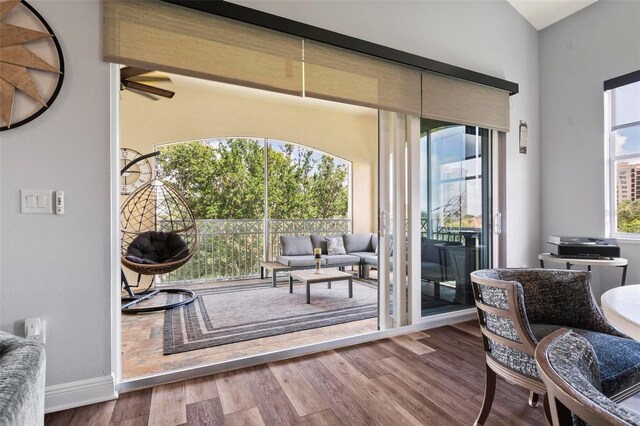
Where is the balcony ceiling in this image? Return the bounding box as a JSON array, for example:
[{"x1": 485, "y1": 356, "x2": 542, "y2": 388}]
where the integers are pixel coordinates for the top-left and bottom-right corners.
[{"x1": 507, "y1": 0, "x2": 598, "y2": 30}]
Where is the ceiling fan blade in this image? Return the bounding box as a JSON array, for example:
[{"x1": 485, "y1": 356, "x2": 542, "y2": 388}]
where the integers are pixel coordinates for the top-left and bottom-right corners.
[
  {"x1": 122, "y1": 80, "x2": 175, "y2": 99},
  {"x1": 120, "y1": 66, "x2": 153, "y2": 80},
  {"x1": 128, "y1": 75, "x2": 172, "y2": 83},
  {"x1": 123, "y1": 86, "x2": 160, "y2": 101}
]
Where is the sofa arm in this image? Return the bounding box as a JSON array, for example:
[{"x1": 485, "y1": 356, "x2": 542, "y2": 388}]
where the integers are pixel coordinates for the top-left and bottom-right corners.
[{"x1": 0, "y1": 332, "x2": 46, "y2": 426}]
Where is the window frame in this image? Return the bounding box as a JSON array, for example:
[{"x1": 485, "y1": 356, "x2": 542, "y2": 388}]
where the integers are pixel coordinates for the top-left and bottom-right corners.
[{"x1": 605, "y1": 75, "x2": 640, "y2": 238}]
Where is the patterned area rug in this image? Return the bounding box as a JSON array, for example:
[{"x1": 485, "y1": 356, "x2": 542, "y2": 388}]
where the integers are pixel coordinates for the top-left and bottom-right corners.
[{"x1": 163, "y1": 278, "x2": 377, "y2": 355}]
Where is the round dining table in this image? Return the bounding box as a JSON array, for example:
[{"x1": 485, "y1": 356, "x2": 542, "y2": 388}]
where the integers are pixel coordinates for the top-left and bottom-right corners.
[{"x1": 601, "y1": 285, "x2": 640, "y2": 341}]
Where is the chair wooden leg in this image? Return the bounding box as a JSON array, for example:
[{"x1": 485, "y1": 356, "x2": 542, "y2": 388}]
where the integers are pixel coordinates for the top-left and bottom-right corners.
[
  {"x1": 543, "y1": 393, "x2": 552, "y2": 425},
  {"x1": 474, "y1": 363, "x2": 497, "y2": 426},
  {"x1": 529, "y1": 391, "x2": 540, "y2": 407}
]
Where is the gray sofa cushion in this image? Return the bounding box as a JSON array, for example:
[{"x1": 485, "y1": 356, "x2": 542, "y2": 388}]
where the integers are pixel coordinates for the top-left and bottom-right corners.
[
  {"x1": 348, "y1": 251, "x2": 376, "y2": 262},
  {"x1": 363, "y1": 255, "x2": 378, "y2": 266},
  {"x1": 371, "y1": 234, "x2": 378, "y2": 253},
  {"x1": 322, "y1": 254, "x2": 361, "y2": 265},
  {"x1": 280, "y1": 236, "x2": 314, "y2": 256},
  {"x1": 0, "y1": 332, "x2": 45, "y2": 426},
  {"x1": 277, "y1": 255, "x2": 326, "y2": 267},
  {"x1": 310, "y1": 235, "x2": 341, "y2": 255},
  {"x1": 343, "y1": 233, "x2": 373, "y2": 253}
]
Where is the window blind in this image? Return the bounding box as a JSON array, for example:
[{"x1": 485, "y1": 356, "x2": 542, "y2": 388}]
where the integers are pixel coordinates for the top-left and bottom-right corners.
[
  {"x1": 304, "y1": 41, "x2": 422, "y2": 116},
  {"x1": 422, "y1": 71, "x2": 511, "y2": 132},
  {"x1": 103, "y1": 0, "x2": 304, "y2": 96}
]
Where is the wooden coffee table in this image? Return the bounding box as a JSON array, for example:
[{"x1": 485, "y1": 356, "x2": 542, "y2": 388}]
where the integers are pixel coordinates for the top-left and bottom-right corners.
[{"x1": 289, "y1": 270, "x2": 353, "y2": 304}]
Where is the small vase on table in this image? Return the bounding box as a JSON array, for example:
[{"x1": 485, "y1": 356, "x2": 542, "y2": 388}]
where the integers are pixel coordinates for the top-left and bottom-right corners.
[{"x1": 313, "y1": 248, "x2": 323, "y2": 274}]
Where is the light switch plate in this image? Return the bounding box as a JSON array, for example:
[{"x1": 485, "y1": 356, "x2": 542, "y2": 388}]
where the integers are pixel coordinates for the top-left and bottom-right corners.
[{"x1": 20, "y1": 190, "x2": 53, "y2": 214}]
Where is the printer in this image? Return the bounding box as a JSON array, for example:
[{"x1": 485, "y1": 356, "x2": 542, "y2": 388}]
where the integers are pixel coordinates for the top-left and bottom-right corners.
[{"x1": 547, "y1": 236, "x2": 620, "y2": 259}]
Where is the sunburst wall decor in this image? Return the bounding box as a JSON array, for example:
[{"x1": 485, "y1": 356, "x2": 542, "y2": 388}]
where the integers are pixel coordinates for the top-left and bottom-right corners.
[{"x1": 0, "y1": 0, "x2": 64, "y2": 131}]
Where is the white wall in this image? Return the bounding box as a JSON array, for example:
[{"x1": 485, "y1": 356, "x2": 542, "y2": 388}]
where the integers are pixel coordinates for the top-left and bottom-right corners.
[
  {"x1": 0, "y1": 0, "x2": 112, "y2": 390},
  {"x1": 0, "y1": 0, "x2": 540, "y2": 402},
  {"x1": 540, "y1": 0, "x2": 640, "y2": 299},
  {"x1": 232, "y1": 0, "x2": 542, "y2": 268}
]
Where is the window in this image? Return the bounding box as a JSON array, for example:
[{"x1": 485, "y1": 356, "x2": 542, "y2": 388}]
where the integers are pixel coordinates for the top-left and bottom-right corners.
[{"x1": 606, "y1": 77, "x2": 640, "y2": 235}]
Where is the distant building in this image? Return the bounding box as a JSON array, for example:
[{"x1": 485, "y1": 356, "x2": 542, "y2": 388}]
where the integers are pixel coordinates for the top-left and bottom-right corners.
[{"x1": 617, "y1": 162, "x2": 640, "y2": 202}]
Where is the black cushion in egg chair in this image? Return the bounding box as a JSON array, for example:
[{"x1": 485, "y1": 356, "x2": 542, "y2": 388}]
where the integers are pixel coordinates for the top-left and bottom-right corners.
[{"x1": 125, "y1": 231, "x2": 189, "y2": 266}]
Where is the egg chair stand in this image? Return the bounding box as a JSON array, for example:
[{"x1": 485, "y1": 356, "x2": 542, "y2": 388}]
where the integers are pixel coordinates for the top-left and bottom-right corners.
[
  {"x1": 120, "y1": 270, "x2": 196, "y2": 314},
  {"x1": 120, "y1": 152, "x2": 198, "y2": 314}
]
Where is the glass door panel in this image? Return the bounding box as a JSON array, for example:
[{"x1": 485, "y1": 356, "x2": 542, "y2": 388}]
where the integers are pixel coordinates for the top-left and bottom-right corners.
[{"x1": 419, "y1": 121, "x2": 491, "y2": 317}]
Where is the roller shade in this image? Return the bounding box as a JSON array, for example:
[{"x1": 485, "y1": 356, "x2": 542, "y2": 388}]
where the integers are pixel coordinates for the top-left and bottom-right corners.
[
  {"x1": 104, "y1": 0, "x2": 303, "y2": 96},
  {"x1": 304, "y1": 41, "x2": 422, "y2": 115},
  {"x1": 422, "y1": 71, "x2": 510, "y2": 132}
]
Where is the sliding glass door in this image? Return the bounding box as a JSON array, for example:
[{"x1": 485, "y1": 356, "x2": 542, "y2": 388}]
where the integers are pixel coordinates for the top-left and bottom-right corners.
[
  {"x1": 379, "y1": 113, "x2": 492, "y2": 326},
  {"x1": 419, "y1": 121, "x2": 492, "y2": 317}
]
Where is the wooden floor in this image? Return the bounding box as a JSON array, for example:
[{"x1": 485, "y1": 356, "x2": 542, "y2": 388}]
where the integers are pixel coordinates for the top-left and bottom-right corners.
[
  {"x1": 121, "y1": 277, "x2": 377, "y2": 379},
  {"x1": 48, "y1": 321, "x2": 547, "y2": 425}
]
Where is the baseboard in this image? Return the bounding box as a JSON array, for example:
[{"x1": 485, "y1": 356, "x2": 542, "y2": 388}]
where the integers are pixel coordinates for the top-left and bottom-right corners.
[{"x1": 45, "y1": 373, "x2": 118, "y2": 413}]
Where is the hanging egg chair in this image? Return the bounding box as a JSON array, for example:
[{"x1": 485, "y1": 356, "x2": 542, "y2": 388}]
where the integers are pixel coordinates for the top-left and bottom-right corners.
[
  {"x1": 120, "y1": 153, "x2": 197, "y2": 314},
  {"x1": 121, "y1": 179, "x2": 197, "y2": 275}
]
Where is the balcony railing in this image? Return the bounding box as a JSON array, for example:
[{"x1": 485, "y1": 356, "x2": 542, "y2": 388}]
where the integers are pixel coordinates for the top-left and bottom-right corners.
[
  {"x1": 158, "y1": 218, "x2": 351, "y2": 285},
  {"x1": 158, "y1": 218, "x2": 479, "y2": 285}
]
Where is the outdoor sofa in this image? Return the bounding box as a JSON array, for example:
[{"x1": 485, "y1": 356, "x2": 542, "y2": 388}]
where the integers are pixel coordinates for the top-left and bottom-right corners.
[
  {"x1": 276, "y1": 233, "x2": 377, "y2": 277},
  {"x1": 273, "y1": 233, "x2": 460, "y2": 286}
]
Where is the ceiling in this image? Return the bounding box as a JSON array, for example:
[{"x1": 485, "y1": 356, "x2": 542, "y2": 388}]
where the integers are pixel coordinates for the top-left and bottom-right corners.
[{"x1": 507, "y1": 0, "x2": 598, "y2": 30}]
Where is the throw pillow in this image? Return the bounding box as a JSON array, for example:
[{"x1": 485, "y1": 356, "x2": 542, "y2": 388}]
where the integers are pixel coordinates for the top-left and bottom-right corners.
[{"x1": 327, "y1": 237, "x2": 346, "y2": 255}]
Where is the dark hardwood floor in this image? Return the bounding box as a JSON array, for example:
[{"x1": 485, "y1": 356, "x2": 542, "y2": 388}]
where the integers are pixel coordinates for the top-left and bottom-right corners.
[{"x1": 45, "y1": 322, "x2": 546, "y2": 425}]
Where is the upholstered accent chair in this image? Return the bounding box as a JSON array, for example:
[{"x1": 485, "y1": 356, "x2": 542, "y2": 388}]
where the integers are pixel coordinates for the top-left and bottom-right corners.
[
  {"x1": 536, "y1": 329, "x2": 640, "y2": 426},
  {"x1": 0, "y1": 331, "x2": 46, "y2": 426},
  {"x1": 470, "y1": 269, "x2": 640, "y2": 426}
]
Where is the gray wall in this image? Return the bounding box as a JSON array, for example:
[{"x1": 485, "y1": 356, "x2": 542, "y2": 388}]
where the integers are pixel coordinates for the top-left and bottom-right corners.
[
  {"x1": 0, "y1": 0, "x2": 112, "y2": 386},
  {"x1": 540, "y1": 0, "x2": 640, "y2": 299},
  {"x1": 0, "y1": 0, "x2": 539, "y2": 389},
  {"x1": 233, "y1": 0, "x2": 542, "y2": 268}
]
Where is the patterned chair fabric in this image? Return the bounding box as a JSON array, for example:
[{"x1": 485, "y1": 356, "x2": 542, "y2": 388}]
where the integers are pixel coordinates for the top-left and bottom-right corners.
[
  {"x1": 473, "y1": 269, "x2": 640, "y2": 398},
  {"x1": 543, "y1": 330, "x2": 640, "y2": 426}
]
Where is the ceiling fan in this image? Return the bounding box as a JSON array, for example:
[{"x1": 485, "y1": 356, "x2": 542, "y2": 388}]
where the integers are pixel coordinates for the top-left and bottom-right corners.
[{"x1": 120, "y1": 67, "x2": 175, "y2": 100}]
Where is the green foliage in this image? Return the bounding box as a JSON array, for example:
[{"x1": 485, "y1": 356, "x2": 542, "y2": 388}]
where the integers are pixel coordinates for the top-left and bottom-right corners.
[
  {"x1": 617, "y1": 200, "x2": 640, "y2": 233},
  {"x1": 157, "y1": 138, "x2": 349, "y2": 220}
]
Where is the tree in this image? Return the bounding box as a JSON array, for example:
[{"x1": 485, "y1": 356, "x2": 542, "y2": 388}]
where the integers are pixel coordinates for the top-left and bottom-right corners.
[
  {"x1": 157, "y1": 138, "x2": 350, "y2": 220},
  {"x1": 617, "y1": 200, "x2": 640, "y2": 233}
]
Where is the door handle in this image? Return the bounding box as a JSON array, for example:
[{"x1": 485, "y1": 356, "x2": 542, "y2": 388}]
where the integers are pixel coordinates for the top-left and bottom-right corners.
[
  {"x1": 494, "y1": 212, "x2": 502, "y2": 235},
  {"x1": 380, "y1": 211, "x2": 391, "y2": 238}
]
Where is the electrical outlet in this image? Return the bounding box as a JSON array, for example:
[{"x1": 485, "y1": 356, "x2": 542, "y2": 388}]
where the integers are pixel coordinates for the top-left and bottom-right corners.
[{"x1": 24, "y1": 318, "x2": 46, "y2": 344}]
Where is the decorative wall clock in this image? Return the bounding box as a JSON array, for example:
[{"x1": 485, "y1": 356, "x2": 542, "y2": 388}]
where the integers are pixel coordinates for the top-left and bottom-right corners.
[
  {"x1": 120, "y1": 148, "x2": 153, "y2": 195},
  {"x1": 0, "y1": 0, "x2": 64, "y2": 131}
]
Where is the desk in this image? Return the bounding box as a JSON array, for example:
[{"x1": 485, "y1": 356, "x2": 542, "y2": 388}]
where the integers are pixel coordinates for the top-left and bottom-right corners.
[
  {"x1": 602, "y1": 285, "x2": 640, "y2": 341},
  {"x1": 538, "y1": 253, "x2": 628, "y2": 286}
]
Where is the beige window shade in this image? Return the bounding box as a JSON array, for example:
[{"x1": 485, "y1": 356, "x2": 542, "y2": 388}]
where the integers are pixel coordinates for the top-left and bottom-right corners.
[
  {"x1": 104, "y1": 0, "x2": 303, "y2": 96},
  {"x1": 304, "y1": 41, "x2": 422, "y2": 115},
  {"x1": 422, "y1": 71, "x2": 510, "y2": 132}
]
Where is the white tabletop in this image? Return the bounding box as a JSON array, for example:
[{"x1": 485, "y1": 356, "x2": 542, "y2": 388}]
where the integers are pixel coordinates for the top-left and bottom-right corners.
[
  {"x1": 602, "y1": 285, "x2": 640, "y2": 341},
  {"x1": 539, "y1": 253, "x2": 628, "y2": 267}
]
